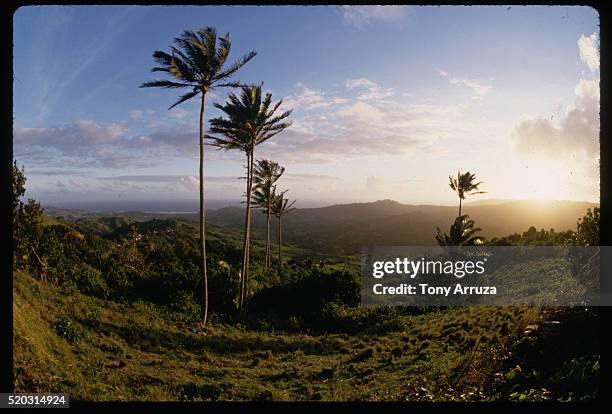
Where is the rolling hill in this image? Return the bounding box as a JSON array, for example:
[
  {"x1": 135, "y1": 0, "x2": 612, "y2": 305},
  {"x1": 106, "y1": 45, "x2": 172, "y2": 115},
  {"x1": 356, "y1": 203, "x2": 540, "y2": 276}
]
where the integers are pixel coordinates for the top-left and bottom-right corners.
[{"x1": 206, "y1": 199, "x2": 598, "y2": 255}]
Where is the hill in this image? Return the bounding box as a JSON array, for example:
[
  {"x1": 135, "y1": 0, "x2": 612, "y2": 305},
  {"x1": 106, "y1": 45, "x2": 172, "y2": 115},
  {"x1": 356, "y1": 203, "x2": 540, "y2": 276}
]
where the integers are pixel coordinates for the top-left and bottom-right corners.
[
  {"x1": 206, "y1": 199, "x2": 598, "y2": 255},
  {"x1": 14, "y1": 269, "x2": 598, "y2": 401}
]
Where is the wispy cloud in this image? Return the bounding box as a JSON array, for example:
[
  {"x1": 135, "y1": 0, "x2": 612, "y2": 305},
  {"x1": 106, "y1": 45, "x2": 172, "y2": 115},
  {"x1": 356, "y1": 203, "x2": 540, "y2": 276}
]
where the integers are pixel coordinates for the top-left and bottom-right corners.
[
  {"x1": 30, "y1": 7, "x2": 139, "y2": 123},
  {"x1": 97, "y1": 174, "x2": 241, "y2": 192},
  {"x1": 344, "y1": 78, "x2": 395, "y2": 101},
  {"x1": 338, "y1": 5, "x2": 412, "y2": 28},
  {"x1": 282, "y1": 83, "x2": 347, "y2": 112},
  {"x1": 284, "y1": 173, "x2": 339, "y2": 181},
  {"x1": 438, "y1": 70, "x2": 492, "y2": 100}
]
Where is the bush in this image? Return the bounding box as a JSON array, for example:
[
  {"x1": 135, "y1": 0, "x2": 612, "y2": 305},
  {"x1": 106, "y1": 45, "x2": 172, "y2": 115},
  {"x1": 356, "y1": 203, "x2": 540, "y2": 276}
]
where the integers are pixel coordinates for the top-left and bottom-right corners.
[
  {"x1": 320, "y1": 302, "x2": 406, "y2": 334},
  {"x1": 168, "y1": 290, "x2": 201, "y2": 324},
  {"x1": 245, "y1": 269, "x2": 361, "y2": 332},
  {"x1": 53, "y1": 316, "x2": 81, "y2": 345}
]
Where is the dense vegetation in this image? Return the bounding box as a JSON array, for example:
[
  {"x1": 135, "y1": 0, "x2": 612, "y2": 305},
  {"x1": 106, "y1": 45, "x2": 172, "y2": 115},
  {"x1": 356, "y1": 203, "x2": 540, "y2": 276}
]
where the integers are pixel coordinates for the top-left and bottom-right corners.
[{"x1": 12, "y1": 162, "x2": 600, "y2": 401}]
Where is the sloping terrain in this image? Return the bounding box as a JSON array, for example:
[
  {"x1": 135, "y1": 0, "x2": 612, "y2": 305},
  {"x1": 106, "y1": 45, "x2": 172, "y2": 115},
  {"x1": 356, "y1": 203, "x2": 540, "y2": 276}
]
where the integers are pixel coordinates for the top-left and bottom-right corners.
[{"x1": 14, "y1": 270, "x2": 597, "y2": 402}]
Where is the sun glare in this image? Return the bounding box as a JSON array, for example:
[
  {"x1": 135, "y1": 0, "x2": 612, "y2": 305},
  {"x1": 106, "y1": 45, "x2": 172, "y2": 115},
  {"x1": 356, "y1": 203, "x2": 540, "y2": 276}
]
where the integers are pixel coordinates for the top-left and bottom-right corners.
[{"x1": 519, "y1": 162, "x2": 568, "y2": 201}]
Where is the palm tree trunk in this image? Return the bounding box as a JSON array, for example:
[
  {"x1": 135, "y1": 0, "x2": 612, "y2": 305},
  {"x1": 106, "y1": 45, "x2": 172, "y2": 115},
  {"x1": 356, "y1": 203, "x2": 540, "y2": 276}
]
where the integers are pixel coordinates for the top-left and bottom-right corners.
[
  {"x1": 265, "y1": 203, "x2": 271, "y2": 268},
  {"x1": 239, "y1": 156, "x2": 249, "y2": 309},
  {"x1": 240, "y1": 150, "x2": 254, "y2": 309},
  {"x1": 459, "y1": 197, "x2": 462, "y2": 217},
  {"x1": 199, "y1": 92, "x2": 208, "y2": 327},
  {"x1": 277, "y1": 216, "x2": 282, "y2": 276}
]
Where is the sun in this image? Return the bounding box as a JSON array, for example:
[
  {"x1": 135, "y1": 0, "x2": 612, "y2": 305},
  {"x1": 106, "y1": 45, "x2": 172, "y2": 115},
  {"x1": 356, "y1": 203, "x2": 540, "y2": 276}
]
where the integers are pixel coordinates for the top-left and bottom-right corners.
[{"x1": 519, "y1": 162, "x2": 568, "y2": 201}]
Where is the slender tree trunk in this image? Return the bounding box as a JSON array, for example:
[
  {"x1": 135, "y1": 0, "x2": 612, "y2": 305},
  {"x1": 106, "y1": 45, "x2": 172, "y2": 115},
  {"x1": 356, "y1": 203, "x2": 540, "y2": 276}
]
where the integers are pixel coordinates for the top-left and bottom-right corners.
[
  {"x1": 199, "y1": 92, "x2": 209, "y2": 327},
  {"x1": 459, "y1": 197, "x2": 462, "y2": 217},
  {"x1": 277, "y1": 216, "x2": 282, "y2": 276},
  {"x1": 239, "y1": 150, "x2": 254, "y2": 309},
  {"x1": 239, "y1": 156, "x2": 249, "y2": 309},
  {"x1": 265, "y1": 202, "x2": 271, "y2": 268}
]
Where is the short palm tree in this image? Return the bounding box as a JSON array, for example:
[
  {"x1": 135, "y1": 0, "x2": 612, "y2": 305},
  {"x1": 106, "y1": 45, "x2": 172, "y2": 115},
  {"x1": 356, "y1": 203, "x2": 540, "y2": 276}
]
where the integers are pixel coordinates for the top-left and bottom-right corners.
[
  {"x1": 208, "y1": 85, "x2": 292, "y2": 309},
  {"x1": 140, "y1": 26, "x2": 256, "y2": 327},
  {"x1": 435, "y1": 214, "x2": 485, "y2": 246},
  {"x1": 270, "y1": 190, "x2": 296, "y2": 274},
  {"x1": 251, "y1": 159, "x2": 285, "y2": 268},
  {"x1": 448, "y1": 171, "x2": 486, "y2": 217}
]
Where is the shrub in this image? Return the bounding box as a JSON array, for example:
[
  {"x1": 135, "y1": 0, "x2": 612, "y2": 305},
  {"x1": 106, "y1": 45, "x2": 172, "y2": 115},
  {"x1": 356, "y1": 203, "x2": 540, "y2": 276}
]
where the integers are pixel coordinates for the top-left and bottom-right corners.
[
  {"x1": 168, "y1": 290, "x2": 201, "y2": 324},
  {"x1": 53, "y1": 316, "x2": 81, "y2": 345}
]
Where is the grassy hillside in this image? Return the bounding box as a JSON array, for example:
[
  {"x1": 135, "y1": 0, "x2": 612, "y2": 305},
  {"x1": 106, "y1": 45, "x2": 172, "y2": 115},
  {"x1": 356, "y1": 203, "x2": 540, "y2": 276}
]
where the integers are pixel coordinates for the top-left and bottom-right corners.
[{"x1": 13, "y1": 270, "x2": 598, "y2": 401}]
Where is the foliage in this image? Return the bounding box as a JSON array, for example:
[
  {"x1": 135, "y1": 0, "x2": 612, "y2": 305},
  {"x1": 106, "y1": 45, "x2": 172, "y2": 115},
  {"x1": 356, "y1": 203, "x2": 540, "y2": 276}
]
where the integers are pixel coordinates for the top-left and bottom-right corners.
[
  {"x1": 448, "y1": 171, "x2": 485, "y2": 216},
  {"x1": 208, "y1": 84, "x2": 293, "y2": 309},
  {"x1": 141, "y1": 25, "x2": 258, "y2": 326},
  {"x1": 576, "y1": 207, "x2": 599, "y2": 246},
  {"x1": 140, "y1": 26, "x2": 257, "y2": 108},
  {"x1": 435, "y1": 214, "x2": 485, "y2": 246},
  {"x1": 53, "y1": 316, "x2": 81, "y2": 345},
  {"x1": 12, "y1": 162, "x2": 45, "y2": 271}
]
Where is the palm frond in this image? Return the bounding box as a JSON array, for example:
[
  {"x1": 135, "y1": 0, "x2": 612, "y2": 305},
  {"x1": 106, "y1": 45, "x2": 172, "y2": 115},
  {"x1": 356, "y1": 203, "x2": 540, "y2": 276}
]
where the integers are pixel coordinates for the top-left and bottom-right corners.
[
  {"x1": 139, "y1": 79, "x2": 194, "y2": 89},
  {"x1": 213, "y1": 50, "x2": 257, "y2": 83},
  {"x1": 168, "y1": 89, "x2": 200, "y2": 109}
]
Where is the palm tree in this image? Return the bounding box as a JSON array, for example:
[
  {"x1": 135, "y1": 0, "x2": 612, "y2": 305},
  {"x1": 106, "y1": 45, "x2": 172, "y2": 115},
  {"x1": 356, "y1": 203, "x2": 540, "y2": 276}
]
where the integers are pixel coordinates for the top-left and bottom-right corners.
[
  {"x1": 435, "y1": 214, "x2": 485, "y2": 246},
  {"x1": 448, "y1": 171, "x2": 486, "y2": 217},
  {"x1": 271, "y1": 190, "x2": 296, "y2": 273},
  {"x1": 208, "y1": 85, "x2": 292, "y2": 309},
  {"x1": 251, "y1": 159, "x2": 285, "y2": 268},
  {"x1": 140, "y1": 27, "x2": 256, "y2": 327}
]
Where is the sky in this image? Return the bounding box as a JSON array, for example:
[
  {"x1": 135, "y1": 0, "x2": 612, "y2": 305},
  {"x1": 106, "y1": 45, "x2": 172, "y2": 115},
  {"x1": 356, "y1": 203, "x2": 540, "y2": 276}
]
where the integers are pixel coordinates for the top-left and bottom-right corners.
[{"x1": 13, "y1": 5, "x2": 600, "y2": 208}]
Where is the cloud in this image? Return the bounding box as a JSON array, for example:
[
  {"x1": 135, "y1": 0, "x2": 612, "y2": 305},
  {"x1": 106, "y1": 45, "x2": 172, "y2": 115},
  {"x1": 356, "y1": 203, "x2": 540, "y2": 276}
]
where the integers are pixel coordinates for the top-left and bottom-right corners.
[
  {"x1": 512, "y1": 78, "x2": 599, "y2": 159},
  {"x1": 256, "y1": 98, "x2": 460, "y2": 164},
  {"x1": 14, "y1": 119, "x2": 180, "y2": 169},
  {"x1": 439, "y1": 71, "x2": 492, "y2": 100},
  {"x1": 99, "y1": 174, "x2": 237, "y2": 183},
  {"x1": 344, "y1": 78, "x2": 377, "y2": 89},
  {"x1": 26, "y1": 169, "x2": 88, "y2": 176},
  {"x1": 339, "y1": 5, "x2": 412, "y2": 28},
  {"x1": 282, "y1": 83, "x2": 347, "y2": 112},
  {"x1": 129, "y1": 109, "x2": 144, "y2": 120},
  {"x1": 97, "y1": 174, "x2": 242, "y2": 192},
  {"x1": 284, "y1": 173, "x2": 339, "y2": 181},
  {"x1": 337, "y1": 101, "x2": 384, "y2": 122},
  {"x1": 30, "y1": 7, "x2": 138, "y2": 123},
  {"x1": 16, "y1": 119, "x2": 127, "y2": 148},
  {"x1": 344, "y1": 78, "x2": 395, "y2": 101},
  {"x1": 578, "y1": 32, "x2": 599, "y2": 72}
]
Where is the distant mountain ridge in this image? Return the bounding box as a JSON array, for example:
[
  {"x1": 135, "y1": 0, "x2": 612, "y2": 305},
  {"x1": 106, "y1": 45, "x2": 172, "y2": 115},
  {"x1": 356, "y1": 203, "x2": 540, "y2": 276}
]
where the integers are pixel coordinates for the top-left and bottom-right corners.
[
  {"x1": 206, "y1": 199, "x2": 598, "y2": 254},
  {"x1": 46, "y1": 199, "x2": 598, "y2": 255}
]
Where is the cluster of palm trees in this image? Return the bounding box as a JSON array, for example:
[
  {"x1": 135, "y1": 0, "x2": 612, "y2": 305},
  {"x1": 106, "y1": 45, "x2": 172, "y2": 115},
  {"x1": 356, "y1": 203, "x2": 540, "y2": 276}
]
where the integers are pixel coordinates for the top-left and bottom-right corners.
[
  {"x1": 139, "y1": 26, "x2": 489, "y2": 325},
  {"x1": 141, "y1": 26, "x2": 295, "y2": 326},
  {"x1": 250, "y1": 160, "x2": 296, "y2": 273},
  {"x1": 436, "y1": 171, "x2": 486, "y2": 246}
]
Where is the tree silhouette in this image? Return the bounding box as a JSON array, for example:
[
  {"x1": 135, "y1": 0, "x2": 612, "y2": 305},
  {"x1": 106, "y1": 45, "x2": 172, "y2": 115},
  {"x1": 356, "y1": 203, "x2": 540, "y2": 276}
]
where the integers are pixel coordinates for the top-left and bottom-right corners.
[
  {"x1": 435, "y1": 214, "x2": 485, "y2": 246},
  {"x1": 140, "y1": 26, "x2": 256, "y2": 327},
  {"x1": 270, "y1": 190, "x2": 296, "y2": 274},
  {"x1": 208, "y1": 85, "x2": 292, "y2": 309},
  {"x1": 251, "y1": 159, "x2": 285, "y2": 268},
  {"x1": 448, "y1": 171, "x2": 486, "y2": 217}
]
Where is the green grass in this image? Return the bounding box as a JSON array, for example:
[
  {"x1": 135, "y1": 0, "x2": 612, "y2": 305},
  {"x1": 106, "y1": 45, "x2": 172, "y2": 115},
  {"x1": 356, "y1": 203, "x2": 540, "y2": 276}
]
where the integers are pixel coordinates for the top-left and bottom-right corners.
[{"x1": 13, "y1": 270, "x2": 548, "y2": 402}]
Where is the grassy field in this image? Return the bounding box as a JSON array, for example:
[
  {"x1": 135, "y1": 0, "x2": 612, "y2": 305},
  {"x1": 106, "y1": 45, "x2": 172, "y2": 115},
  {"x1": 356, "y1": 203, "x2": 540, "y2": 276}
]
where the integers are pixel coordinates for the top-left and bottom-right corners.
[{"x1": 17, "y1": 269, "x2": 589, "y2": 402}]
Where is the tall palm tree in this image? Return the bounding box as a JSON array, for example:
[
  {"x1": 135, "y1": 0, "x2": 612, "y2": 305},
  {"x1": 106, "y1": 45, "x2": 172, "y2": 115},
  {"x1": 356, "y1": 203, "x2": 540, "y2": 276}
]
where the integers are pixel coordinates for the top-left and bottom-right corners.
[
  {"x1": 270, "y1": 190, "x2": 296, "y2": 273},
  {"x1": 448, "y1": 171, "x2": 486, "y2": 217},
  {"x1": 435, "y1": 214, "x2": 485, "y2": 246},
  {"x1": 140, "y1": 26, "x2": 256, "y2": 327},
  {"x1": 208, "y1": 85, "x2": 292, "y2": 309},
  {"x1": 251, "y1": 159, "x2": 285, "y2": 268}
]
